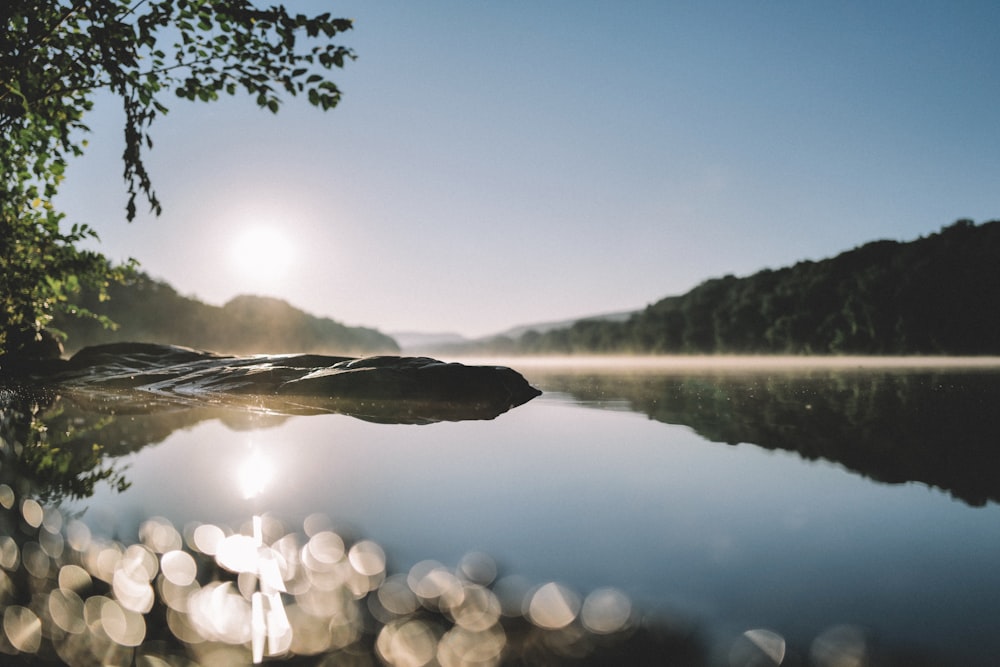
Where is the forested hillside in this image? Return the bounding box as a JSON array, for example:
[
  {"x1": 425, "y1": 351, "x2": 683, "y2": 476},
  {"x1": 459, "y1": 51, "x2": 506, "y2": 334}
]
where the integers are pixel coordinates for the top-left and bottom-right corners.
[
  {"x1": 451, "y1": 219, "x2": 1000, "y2": 355},
  {"x1": 53, "y1": 274, "x2": 399, "y2": 356}
]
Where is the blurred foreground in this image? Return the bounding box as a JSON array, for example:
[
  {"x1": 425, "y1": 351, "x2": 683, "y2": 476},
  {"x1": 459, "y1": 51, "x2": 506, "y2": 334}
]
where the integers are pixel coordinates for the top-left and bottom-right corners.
[{"x1": 0, "y1": 493, "x2": 711, "y2": 666}]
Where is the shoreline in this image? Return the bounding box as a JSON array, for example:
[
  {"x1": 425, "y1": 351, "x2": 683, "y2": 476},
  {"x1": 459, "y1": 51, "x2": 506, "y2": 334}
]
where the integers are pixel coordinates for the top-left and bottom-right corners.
[{"x1": 441, "y1": 354, "x2": 1000, "y2": 372}]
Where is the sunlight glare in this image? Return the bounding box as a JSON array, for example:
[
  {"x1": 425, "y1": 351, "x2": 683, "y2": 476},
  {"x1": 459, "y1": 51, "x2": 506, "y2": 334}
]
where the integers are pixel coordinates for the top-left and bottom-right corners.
[
  {"x1": 0, "y1": 497, "x2": 749, "y2": 664},
  {"x1": 3, "y1": 606, "x2": 41, "y2": 654},
  {"x1": 238, "y1": 450, "x2": 274, "y2": 500},
  {"x1": 527, "y1": 582, "x2": 580, "y2": 630},
  {"x1": 192, "y1": 523, "x2": 225, "y2": 555},
  {"x1": 0, "y1": 484, "x2": 14, "y2": 510},
  {"x1": 581, "y1": 587, "x2": 632, "y2": 635},
  {"x1": 376, "y1": 618, "x2": 437, "y2": 667},
  {"x1": 161, "y1": 550, "x2": 198, "y2": 586},
  {"x1": 228, "y1": 226, "x2": 295, "y2": 287},
  {"x1": 728, "y1": 628, "x2": 787, "y2": 666}
]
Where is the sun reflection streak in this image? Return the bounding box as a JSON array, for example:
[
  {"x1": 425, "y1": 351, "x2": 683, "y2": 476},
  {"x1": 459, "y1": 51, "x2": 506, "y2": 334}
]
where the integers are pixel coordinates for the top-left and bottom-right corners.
[{"x1": 237, "y1": 447, "x2": 274, "y2": 500}]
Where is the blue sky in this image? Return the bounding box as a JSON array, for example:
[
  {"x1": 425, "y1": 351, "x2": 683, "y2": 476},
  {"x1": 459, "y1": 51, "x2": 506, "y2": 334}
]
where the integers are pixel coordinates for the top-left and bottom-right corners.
[{"x1": 55, "y1": 1, "x2": 1000, "y2": 337}]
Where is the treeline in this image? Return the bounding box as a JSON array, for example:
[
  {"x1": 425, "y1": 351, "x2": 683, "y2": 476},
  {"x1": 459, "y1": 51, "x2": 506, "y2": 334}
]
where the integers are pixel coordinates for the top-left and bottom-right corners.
[
  {"x1": 53, "y1": 273, "x2": 399, "y2": 356},
  {"x1": 450, "y1": 219, "x2": 1000, "y2": 355}
]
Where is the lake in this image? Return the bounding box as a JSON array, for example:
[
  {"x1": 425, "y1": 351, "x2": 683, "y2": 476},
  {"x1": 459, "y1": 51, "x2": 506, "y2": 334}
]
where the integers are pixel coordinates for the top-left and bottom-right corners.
[{"x1": 2, "y1": 357, "x2": 1000, "y2": 666}]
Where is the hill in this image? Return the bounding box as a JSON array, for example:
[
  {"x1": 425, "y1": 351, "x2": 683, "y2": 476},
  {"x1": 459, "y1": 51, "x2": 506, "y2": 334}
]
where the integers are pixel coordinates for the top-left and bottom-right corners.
[
  {"x1": 493, "y1": 310, "x2": 637, "y2": 340},
  {"x1": 53, "y1": 274, "x2": 399, "y2": 356},
  {"x1": 390, "y1": 331, "x2": 469, "y2": 353},
  {"x1": 438, "y1": 219, "x2": 1000, "y2": 355},
  {"x1": 395, "y1": 311, "x2": 637, "y2": 355}
]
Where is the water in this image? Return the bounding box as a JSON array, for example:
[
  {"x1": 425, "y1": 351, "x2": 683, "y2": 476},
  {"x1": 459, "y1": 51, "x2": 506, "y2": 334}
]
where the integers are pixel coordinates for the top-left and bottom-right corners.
[{"x1": 3, "y1": 359, "x2": 1000, "y2": 665}]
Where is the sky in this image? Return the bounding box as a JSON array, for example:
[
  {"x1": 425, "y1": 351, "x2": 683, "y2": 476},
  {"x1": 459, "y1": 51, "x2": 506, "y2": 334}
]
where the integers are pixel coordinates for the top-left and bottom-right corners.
[{"x1": 54, "y1": 1, "x2": 1000, "y2": 339}]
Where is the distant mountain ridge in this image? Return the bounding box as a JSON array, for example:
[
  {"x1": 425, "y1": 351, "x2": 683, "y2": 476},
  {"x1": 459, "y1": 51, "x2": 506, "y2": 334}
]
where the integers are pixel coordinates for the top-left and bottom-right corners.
[
  {"x1": 425, "y1": 219, "x2": 1000, "y2": 356},
  {"x1": 394, "y1": 310, "x2": 637, "y2": 354},
  {"x1": 54, "y1": 274, "x2": 399, "y2": 356},
  {"x1": 54, "y1": 219, "x2": 1000, "y2": 357},
  {"x1": 493, "y1": 310, "x2": 637, "y2": 339},
  {"x1": 389, "y1": 331, "x2": 469, "y2": 352}
]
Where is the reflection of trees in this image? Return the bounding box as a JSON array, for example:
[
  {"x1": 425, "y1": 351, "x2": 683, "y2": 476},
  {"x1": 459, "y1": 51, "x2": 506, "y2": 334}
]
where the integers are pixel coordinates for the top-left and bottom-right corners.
[
  {"x1": 0, "y1": 391, "x2": 129, "y2": 503},
  {"x1": 0, "y1": 340, "x2": 539, "y2": 503},
  {"x1": 8, "y1": 367, "x2": 999, "y2": 507},
  {"x1": 0, "y1": 384, "x2": 301, "y2": 503},
  {"x1": 534, "y1": 369, "x2": 1000, "y2": 507}
]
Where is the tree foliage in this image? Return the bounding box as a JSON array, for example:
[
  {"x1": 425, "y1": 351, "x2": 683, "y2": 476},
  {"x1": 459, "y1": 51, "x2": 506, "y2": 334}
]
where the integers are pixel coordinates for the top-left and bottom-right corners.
[
  {"x1": 1, "y1": 0, "x2": 354, "y2": 361},
  {"x1": 446, "y1": 220, "x2": 1000, "y2": 356}
]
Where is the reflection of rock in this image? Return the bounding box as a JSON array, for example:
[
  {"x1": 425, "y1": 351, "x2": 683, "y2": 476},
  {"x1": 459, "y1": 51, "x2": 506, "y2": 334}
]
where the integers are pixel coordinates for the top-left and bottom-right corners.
[{"x1": 31, "y1": 342, "x2": 542, "y2": 424}]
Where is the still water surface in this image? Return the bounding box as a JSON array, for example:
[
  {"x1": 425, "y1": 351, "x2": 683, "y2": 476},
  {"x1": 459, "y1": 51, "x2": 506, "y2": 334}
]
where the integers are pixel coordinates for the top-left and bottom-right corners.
[{"x1": 6, "y1": 359, "x2": 1000, "y2": 665}]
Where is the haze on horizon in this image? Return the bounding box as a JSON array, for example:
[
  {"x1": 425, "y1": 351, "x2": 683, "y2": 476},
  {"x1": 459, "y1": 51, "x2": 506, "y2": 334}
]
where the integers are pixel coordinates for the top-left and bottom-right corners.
[{"x1": 54, "y1": 1, "x2": 1000, "y2": 339}]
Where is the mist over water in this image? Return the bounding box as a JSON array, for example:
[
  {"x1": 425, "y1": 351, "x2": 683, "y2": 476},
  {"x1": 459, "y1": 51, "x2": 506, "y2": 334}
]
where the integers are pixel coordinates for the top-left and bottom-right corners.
[{"x1": 459, "y1": 354, "x2": 1000, "y2": 370}]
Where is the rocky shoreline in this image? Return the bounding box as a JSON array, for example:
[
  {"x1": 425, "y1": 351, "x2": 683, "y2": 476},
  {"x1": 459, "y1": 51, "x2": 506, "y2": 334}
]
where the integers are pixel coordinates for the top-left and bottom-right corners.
[{"x1": 3, "y1": 342, "x2": 542, "y2": 424}]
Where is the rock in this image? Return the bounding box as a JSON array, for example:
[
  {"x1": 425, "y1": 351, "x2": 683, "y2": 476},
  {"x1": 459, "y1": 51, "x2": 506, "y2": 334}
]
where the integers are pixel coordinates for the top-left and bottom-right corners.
[{"x1": 22, "y1": 342, "x2": 542, "y2": 423}]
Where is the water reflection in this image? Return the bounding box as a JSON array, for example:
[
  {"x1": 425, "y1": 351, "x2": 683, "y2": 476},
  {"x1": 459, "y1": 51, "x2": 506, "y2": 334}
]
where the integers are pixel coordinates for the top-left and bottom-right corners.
[
  {"x1": 0, "y1": 492, "x2": 707, "y2": 666},
  {"x1": 8, "y1": 366, "x2": 1000, "y2": 507},
  {"x1": 0, "y1": 381, "x2": 708, "y2": 664},
  {"x1": 0, "y1": 388, "x2": 134, "y2": 504},
  {"x1": 527, "y1": 366, "x2": 1000, "y2": 506},
  {"x1": 237, "y1": 449, "x2": 275, "y2": 500},
  {"x1": 3, "y1": 364, "x2": 1000, "y2": 665}
]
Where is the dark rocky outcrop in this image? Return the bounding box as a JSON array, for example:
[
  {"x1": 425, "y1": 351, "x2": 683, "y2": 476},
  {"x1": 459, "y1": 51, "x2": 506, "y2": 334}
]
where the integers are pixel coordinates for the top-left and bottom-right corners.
[{"x1": 11, "y1": 342, "x2": 542, "y2": 424}]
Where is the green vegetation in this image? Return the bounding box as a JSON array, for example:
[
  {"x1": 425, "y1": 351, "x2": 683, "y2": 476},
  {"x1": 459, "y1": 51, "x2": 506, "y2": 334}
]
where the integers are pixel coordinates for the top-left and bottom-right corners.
[
  {"x1": 1, "y1": 1, "x2": 353, "y2": 361},
  {"x1": 0, "y1": 389, "x2": 131, "y2": 502},
  {"x1": 456, "y1": 219, "x2": 1000, "y2": 355},
  {"x1": 52, "y1": 272, "x2": 399, "y2": 355}
]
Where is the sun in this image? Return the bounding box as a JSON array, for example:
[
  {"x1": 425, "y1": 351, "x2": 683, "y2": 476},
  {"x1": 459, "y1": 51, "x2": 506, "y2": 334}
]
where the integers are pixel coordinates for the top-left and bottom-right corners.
[{"x1": 228, "y1": 226, "x2": 295, "y2": 288}]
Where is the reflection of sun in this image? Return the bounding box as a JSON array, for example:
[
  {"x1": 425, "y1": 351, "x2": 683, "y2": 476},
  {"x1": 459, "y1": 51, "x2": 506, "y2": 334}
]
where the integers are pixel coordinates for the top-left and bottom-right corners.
[
  {"x1": 238, "y1": 450, "x2": 274, "y2": 500},
  {"x1": 229, "y1": 227, "x2": 295, "y2": 286}
]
